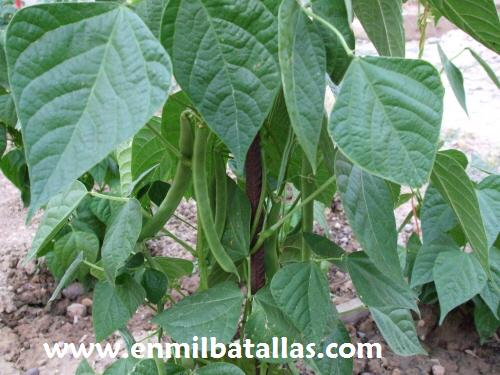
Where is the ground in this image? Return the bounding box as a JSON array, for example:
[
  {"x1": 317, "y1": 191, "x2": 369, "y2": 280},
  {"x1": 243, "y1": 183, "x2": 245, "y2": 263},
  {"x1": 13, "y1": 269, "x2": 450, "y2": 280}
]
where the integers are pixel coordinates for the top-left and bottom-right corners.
[{"x1": 0, "y1": 3, "x2": 499, "y2": 374}]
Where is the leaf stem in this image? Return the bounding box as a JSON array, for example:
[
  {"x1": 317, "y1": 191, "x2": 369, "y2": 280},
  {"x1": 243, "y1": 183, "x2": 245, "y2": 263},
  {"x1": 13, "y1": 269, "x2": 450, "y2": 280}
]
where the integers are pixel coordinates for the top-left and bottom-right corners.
[
  {"x1": 145, "y1": 121, "x2": 182, "y2": 160},
  {"x1": 160, "y1": 229, "x2": 197, "y2": 256},
  {"x1": 301, "y1": 5, "x2": 354, "y2": 57},
  {"x1": 301, "y1": 157, "x2": 314, "y2": 261},
  {"x1": 83, "y1": 260, "x2": 104, "y2": 272},
  {"x1": 89, "y1": 191, "x2": 129, "y2": 202}
]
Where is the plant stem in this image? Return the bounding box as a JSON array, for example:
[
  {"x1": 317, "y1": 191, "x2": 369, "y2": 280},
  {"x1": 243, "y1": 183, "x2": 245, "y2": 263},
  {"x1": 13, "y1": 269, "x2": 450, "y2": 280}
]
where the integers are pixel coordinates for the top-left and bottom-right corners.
[
  {"x1": 301, "y1": 157, "x2": 314, "y2": 261},
  {"x1": 160, "y1": 229, "x2": 197, "y2": 255},
  {"x1": 83, "y1": 260, "x2": 104, "y2": 272},
  {"x1": 252, "y1": 174, "x2": 336, "y2": 253},
  {"x1": 140, "y1": 112, "x2": 194, "y2": 240},
  {"x1": 89, "y1": 191, "x2": 129, "y2": 202},
  {"x1": 264, "y1": 199, "x2": 281, "y2": 279},
  {"x1": 301, "y1": 5, "x2": 354, "y2": 57}
]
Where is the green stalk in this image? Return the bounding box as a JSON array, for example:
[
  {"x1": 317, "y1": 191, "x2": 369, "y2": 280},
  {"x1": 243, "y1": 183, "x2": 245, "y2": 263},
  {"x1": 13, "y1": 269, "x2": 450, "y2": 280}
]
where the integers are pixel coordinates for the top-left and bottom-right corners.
[
  {"x1": 214, "y1": 153, "x2": 227, "y2": 238},
  {"x1": 197, "y1": 216, "x2": 209, "y2": 291},
  {"x1": 301, "y1": 157, "x2": 314, "y2": 261},
  {"x1": 192, "y1": 125, "x2": 239, "y2": 278},
  {"x1": 264, "y1": 199, "x2": 281, "y2": 279},
  {"x1": 140, "y1": 112, "x2": 194, "y2": 240}
]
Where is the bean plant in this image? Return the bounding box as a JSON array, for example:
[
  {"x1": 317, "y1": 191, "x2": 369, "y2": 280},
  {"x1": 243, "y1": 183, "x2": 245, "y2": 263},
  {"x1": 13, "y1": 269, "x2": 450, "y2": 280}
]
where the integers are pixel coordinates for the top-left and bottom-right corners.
[{"x1": 0, "y1": 0, "x2": 499, "y2": 374}]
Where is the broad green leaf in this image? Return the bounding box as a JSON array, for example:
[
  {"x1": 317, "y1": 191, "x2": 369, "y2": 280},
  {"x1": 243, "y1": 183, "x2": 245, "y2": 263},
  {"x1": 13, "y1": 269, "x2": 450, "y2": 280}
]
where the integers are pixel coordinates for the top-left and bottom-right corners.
[
  {"x1": 102, "y1": 358, "x2": 138, "y2": 375},
  {"x1": 135, "y1": 0, "x2": 166, "y2": 38},
  {"x1": 421, "y1": 185, "x2": 458, "y2": 244},
  {"x1": 161, "y1": 0, "x2": 280, "y2": 169},
  {"x1": 428, "y1": 0, "x2": 500, "y2": 53},
  {"x1": 270, "y1": 262, "x2": 331, "y2": 342},
  {"x1": 116, "y1": 141, "x2": 133, "y2": 196},
  {"x1": 329, "y1": 56, "x2": 443, "y2": 187},
  {"x1": 6, "y1": 3, "x2": 172, "y2": 213},
  {"x1": 438, "y1": 45, "x2": 467, "y2": 114},
  {"x1": 352, "y1": 0, "x2": 405, "y2": 57},
  {"x1": 48, "y1": 252, "x2": 84, "y2": 303},
  {"x1": 46, "y1": 231, "x2": 99, "y2": 282},
  {"x1": 370, "y1": 307, "x2": 426, "y2": 356},
  {"x1": 476, "y1": 175, "x2": 500, "y2": 248},
  {"x1": 347, "y1": 252, "x2": 417, "y2": 312},
  {"x1": 303, "y1": 232, "x2": 346, "y2": 262},
  {"x1": 474, "y1": 297, "x2": 500, "y2": 343},
  {"x1": 0, "y1": 148, "x2": 30, "y2": 206},
  {"x1": 93, "y1": 276, "x2": 146, "y2": 341},
  {"x1": 278, "y1": 0, "x2": 326, "y2": 170},
  {"x1": 141, "y1": 268, "x2": 168, "y2": 304},
  {"x1": 27, "y1": 180, "x2": 87, "y2": 261},
  {"x1": 153, "y1": 281, "x2": 244, "y2": 344},
  {"x1": 245, "y1": 287, "x2": 302, "y2": 362},
  {"x1": 466, "y1": 48, "x2": 500, "y2": 89},
  {"x1": 196, "y1": 363, "x2": 245, "y2": 375},
  {"x1": 151, "y1": 256, "x2": 194, "y2": 281},
  {"x1": 311, "y1": 320, "x2": 353, "y2": 375},
  {"x1": 480, "y1": 246, "x2": 500, "y2": 318},
  {"x1": 102, "y1": 199, "x2": 143, "y2": 283},
  {"x1": 0, "y1": 94, "x2": 17, "y2": 127},
  {"x1": 76, "y1": 359, "x2": 95, "y2": 375},
  {"x1": 431, "y1": 152, "x2": 490, "y2": 273},
  {"x1": 311, "y1": 0, "x2": 355, "y2": 83},
  {"x1": 335, "y1": 154, "x2": 401, "y2": 277},
  {"x1": 433, "y1": 250, "x2": 487, "y2": 324},
  {"x1": 130, "y1": 359, "x2": 158, "y2": 375},
  {"x1": 410, "y1": 235, "x2": 459, "y2": 288},
  {"x1": 221, "y1": 181, "x2": 252, "y2": 262}
]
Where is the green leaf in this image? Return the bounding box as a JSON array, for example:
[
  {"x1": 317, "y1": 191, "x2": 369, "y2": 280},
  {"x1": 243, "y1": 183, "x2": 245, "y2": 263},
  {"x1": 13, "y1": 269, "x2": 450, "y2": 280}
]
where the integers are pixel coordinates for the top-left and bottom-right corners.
[
  {"x1": 161, "y1": 0, "x2": 280, "y2": 169},
  {"x1": 116, "y1": 141, "x2": 134, "y2": 196},
  {"x1": 221, "y1": 181, "x2": 252, "y2": 262},
  {"x1": 153, "y1": 281, "x2": 244, "y2": 344},
  {"x1": 311, "y1": 320, "x2": 353, "y2": 375},
  {"x1": 6, "y1": 3, "x2": 172, "y2": 213},
  {"x1": 0, "y1": 94, "x2": 17, "y2": 127},
  {"x1": 196, "y1": 363, "x2": 245, "y2": 375},
  {"x1": 93, "y1": 275, "x2": 146, "y2": 341},
  {"x1": 466, "y1": 48, "x2": 500, "y2": 89},
  {"x1": 370, "y1": 307, "x2": 426, "y2": 356},
  {"x1": 245, "y1": 287, "x2": 302, "y2": 362},
  {"x1": 410, "y1": 235, "x2": 459, "y2": 288},
  {"x1": 27, "y1": 180, "x2": 87, "y2": 261},
  {"x1": 0, "y1": 148, "x2": 30, "y2": 205},
  {"x1": 76, "y1": 359, "x2": 95, "y2": 375},
  {"x1": 347, "y1": 252, "x2": 417, "y2": 312},
  {"x1": 303, "y1": 232, "x2": 346, "y2": 262},
  {"x1": 428, "y1": 0, "x2": 500, "y2": 53},
  {"x1": 433, "y1": 250, "x2": 487, "y2": 324},
  {"x1": 421, "y1": 184, "x2": 458, "y2": 244},
  {"x1": 278, "y1": 0, "x2": 326, "y2": 170},
  {"x1": 335, "y1": 153, "x2": 401, "y2": 277},
  {"x1": 135, "y1": 0, "x2": 166, "y2": 38},
  {"x1": 329, "y1": 56, "x2": 443, "y2": 187},
  {"x1": 437, "y1": 45, "x2": 467, "y2": 114},
  {"x1": 431, "y1": 152, "x2": 490, "y2": 273},
  {"x1": 130, "y1": 359, "x2": 158, "y2": 375},
  {"x1": 270, "y1": 262, "x2": 331, "y2": 343},
  {"x1": 352, "y1": 0, "x2": 405, "y2": 57},
  {"x1": 46, "y1": 231, "x2": 99, "y2": 281},
  {"x1": 151, "y1": 256, "x2": 194, "y2": 281},
  {"x1": 49, "y1": 252, "x2": 84, "y2": 303},
  {"x1": 102, "y1": 358, "x2": 138, "y2": 375},
  {"x1": 141, "y1": 268, "x2": 168, "y2": 304},
  {"x1": 480, "y1": 246, "x2": 500, "y2": 318},
  {"x1": 311, "y1": 0, "x2": 355, "y2": 83},
  {"x1": 474, "y1": 297, "x2": 500, "y2": 344},
  {"x1": 102, "y1": 199, "x2": 143, "y2": 283},
  {"x1": 476, "y1": 175, "x2": 500, "y2": 248}
]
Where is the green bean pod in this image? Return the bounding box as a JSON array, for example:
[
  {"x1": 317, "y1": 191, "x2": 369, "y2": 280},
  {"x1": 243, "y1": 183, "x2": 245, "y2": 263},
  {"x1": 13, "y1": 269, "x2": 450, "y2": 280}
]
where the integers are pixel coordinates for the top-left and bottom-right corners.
[
  {"x1": 301, "y1": 156, "x2": 314, "y2": 261},
  {"x1": 192, "y1": 125, "x2": 239, "y2": 278},
  {"x1": 139, "y1": 112, "x2": 194, "y2": 240},
  {"x1": 214, "y1": 152, "x2": 228, "y2": 238}
]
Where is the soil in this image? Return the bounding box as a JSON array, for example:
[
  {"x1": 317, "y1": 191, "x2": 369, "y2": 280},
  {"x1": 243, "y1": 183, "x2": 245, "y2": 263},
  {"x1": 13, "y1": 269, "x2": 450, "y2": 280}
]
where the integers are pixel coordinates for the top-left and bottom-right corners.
[{"x1": 1, "y1": 2, "x2": 499, "y2": 374}]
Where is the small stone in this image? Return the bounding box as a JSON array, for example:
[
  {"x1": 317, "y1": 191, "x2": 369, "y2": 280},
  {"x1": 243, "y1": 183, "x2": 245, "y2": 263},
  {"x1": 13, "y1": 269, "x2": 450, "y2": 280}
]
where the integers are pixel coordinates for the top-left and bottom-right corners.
[
  {"x1": 67, "y1": 303, "x2": 87, "y2": 320},
  {"x1": 62, "y1": 282, "x2": 85, "y2": 300},
  {"x1": 81, "y1": 297, "x2": 93, "y2": 308},
  {"x1": 432, "y1": 365, "x2": 446, "y2": 375},
  {"x1": 24, "y1": 369, "x2": 39, "y2": 375},
  {"x1": 23, "y1": 261, "x2": 36, "y2": 275},
  {"x1": 391, "y1": 369, "x2": 402, "y2": 375}
]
